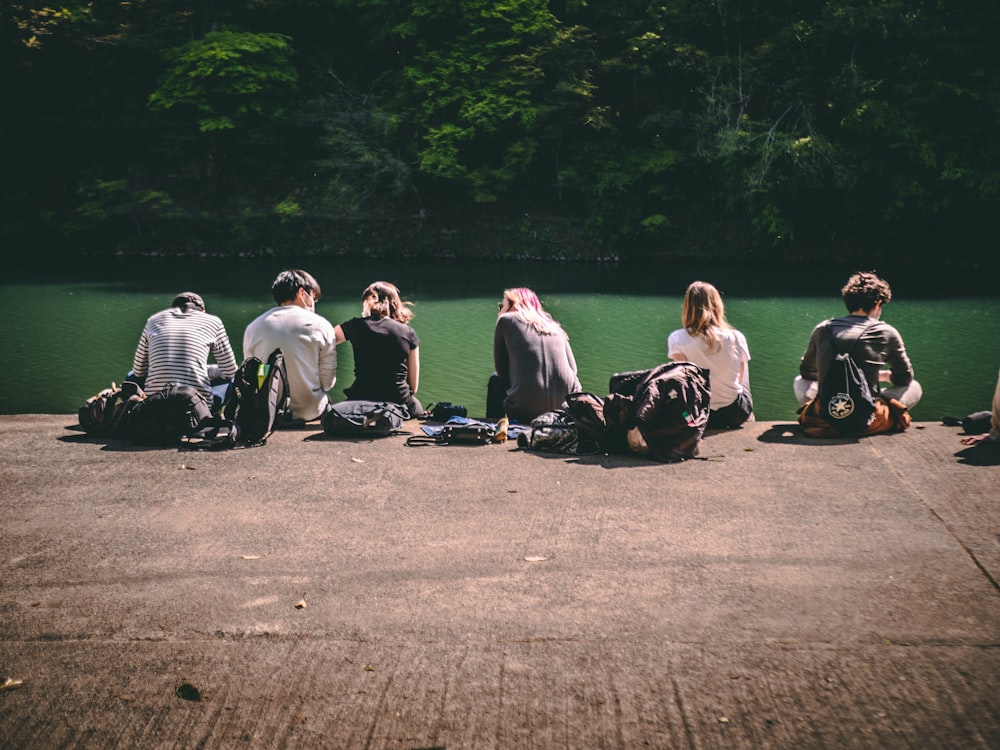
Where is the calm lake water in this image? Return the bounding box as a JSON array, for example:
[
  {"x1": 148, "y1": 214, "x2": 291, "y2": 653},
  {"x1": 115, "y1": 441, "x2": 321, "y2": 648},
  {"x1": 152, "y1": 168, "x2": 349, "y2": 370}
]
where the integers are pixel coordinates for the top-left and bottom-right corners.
[{"x1": 3, "y1": 257, "x2": 998, "y2": 421}]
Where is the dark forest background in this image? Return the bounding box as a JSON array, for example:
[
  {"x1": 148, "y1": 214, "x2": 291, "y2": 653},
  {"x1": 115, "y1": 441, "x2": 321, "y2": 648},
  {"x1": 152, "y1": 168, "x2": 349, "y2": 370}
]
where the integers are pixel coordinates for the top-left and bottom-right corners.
[{"x1": 3, "y1": 0, "x2": 998, "y2": 266}]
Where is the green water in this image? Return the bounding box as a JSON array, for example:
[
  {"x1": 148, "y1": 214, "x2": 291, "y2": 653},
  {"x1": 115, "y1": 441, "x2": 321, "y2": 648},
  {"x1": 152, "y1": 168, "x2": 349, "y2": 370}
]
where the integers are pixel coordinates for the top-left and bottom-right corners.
[{"x1": 3, "y1": 258, "x2": 998, "y2": 420}]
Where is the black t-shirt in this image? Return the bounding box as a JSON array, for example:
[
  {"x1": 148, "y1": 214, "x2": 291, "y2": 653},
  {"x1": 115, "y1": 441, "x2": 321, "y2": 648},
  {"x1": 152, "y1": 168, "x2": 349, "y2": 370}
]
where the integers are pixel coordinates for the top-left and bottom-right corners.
[{"x1": 340, "y1": 316, "x2": 419, "y2": 403}]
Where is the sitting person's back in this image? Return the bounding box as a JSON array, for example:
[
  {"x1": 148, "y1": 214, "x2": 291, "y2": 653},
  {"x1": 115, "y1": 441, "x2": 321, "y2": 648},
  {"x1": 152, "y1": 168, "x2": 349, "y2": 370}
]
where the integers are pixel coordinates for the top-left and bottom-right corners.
[
  {"x1": 132, "y1": 291, "x2": 237, "y2": 406},
  {"x1": 795, "y1": 271, "x2": 921, "y2": 436},
  {"x1": 243, "y1": 269, "x2": 337, "y2": 422},
  {"x1": 334, "y1": 281, "x2": 422, "y2": 417},
  {"x1": 667, "y1": 280, "x2": 753, "y2": 429},
  {"x1": 488, "y1": 287, "x2": 581, "y2": 423}
]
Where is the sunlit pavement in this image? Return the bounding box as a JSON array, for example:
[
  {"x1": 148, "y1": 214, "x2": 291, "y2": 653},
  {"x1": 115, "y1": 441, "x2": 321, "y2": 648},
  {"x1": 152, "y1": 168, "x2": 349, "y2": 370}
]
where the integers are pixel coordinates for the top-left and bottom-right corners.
[{"x1": 1, "y1": 416, "x2": 998, "y2": 749}]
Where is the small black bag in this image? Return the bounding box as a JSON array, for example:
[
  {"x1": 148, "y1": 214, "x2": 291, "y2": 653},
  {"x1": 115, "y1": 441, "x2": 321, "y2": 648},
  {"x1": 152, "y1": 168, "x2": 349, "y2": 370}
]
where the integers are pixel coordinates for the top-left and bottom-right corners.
[
  {"x1": 817, "y1": 323, "x2": 877, "y2": 436},
  {"x1": 78, "y1": 381, "x2": 144, "y2": 437},
  {"x1": 323, "y1": 400, "x2": 409, "y2": 438},
  {"x1": 126, "y1": 384, "x2": 214, "y2": 445},
  {"x1": 426, "y1": 402, "x2": 468, "y2": 421},
  {"x1": 516, "y1": 411, "x2": 582, "y2": 454},
  {"x1": 440, "y1": 422, "x2": 495, "y2": 444},
  {"x1": 405, "y1": 420, "x2": 497, "y2": 446},
  {"x1": 943, "y1": 410, "x2": 993, "y2": 434}
]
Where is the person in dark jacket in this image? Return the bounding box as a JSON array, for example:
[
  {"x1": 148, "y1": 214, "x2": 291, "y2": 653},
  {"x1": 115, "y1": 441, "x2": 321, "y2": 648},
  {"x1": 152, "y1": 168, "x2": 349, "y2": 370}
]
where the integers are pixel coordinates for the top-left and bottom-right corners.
[
  {"x1": 487, "y1": 287, "x2": 581, "y2": 422},
  {"x1": 794, "y1": 271, "x2": 922, "y2": 410}
]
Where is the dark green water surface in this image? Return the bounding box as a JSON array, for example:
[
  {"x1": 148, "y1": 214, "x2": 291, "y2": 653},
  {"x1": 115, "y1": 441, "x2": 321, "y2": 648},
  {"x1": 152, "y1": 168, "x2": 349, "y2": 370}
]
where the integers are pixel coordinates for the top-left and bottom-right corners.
[{"x1": 3, "y1": 258, "x2": 998, "y2": 421}]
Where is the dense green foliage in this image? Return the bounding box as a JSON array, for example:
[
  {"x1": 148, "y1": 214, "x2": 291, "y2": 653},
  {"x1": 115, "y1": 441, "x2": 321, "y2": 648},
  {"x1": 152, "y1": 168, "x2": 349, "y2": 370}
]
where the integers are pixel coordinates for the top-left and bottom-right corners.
[{"x1": 3, "y1": 0, "x2": 998, "y2": 265}]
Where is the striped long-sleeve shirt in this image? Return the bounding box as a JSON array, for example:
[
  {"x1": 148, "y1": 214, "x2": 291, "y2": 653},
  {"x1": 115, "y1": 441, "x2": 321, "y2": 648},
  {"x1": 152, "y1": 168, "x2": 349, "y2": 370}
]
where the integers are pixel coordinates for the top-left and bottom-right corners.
[{"x1": 132, "y1": 308, "x2": 238, "y2": 402}]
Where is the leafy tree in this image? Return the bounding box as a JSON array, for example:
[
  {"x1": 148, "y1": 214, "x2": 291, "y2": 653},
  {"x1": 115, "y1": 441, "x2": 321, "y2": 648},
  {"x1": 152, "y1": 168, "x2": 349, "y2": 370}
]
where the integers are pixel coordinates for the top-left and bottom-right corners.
[
  {"x1": 390, "y1": 0, "x2": 577, "y2": 202},
  {"x1": 3, "y1": 0, "x2": 999, "y2": 264},
  {"x1": 148, "y1": 29, "x2": 298, "y2": 133},
  {"x1": 298, "y1": 79, "x2": 415, "y2": 220}
]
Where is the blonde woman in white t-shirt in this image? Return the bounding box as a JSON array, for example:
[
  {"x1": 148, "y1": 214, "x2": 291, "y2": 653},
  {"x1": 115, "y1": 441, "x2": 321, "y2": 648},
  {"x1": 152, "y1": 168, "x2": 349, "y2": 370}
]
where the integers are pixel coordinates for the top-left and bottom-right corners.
[{"x1": 667, "y1": 281, "x2": 753, "y2": 429}]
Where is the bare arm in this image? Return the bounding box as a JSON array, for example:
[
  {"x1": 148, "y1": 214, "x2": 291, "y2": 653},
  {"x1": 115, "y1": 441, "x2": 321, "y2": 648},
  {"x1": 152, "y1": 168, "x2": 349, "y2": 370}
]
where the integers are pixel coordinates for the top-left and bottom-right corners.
[
  {"x1": 408, "y1": 346, "x2": 420, "y2": 394},
  {"x1": 960, "y1": 433, "x2": 992, "y2": 446}
]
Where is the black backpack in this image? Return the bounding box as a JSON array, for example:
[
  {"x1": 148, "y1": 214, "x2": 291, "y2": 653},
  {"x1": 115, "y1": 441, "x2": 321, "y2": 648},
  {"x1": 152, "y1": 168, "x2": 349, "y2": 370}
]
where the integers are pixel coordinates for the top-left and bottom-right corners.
[
  {"x1": 817, "y1": 322, "x2": 877, "y2": 436},
  {"x1": 126, "y1": 384, "x2": 215, "y2": 445},
  {"x1": 323, "y1": 400, "x2": 408, "y2": 438},
  {"x1": 562, "y1": 364, "x2": 711, "y2": 462},
  {"x1": 78, "y1": 381, "x2": 144, "y2": 437},
  {"x1": 630, "y1": 362, "x2": 711, "y2": 462},
  {"x1": 223, "y1": 348, "x2": 291, "y2": 446}
]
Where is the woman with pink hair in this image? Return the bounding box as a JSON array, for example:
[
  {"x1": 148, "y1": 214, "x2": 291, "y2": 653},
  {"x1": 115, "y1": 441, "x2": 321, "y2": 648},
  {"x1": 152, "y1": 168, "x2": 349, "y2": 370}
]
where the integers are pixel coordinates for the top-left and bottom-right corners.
[{"x1": 486, "y1": 287, "x2": 581, "y2": 422}]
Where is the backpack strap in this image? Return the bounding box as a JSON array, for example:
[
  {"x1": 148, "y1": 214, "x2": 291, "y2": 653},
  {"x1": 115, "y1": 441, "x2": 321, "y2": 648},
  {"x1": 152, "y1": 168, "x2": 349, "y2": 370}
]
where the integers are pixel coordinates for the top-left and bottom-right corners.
[
  {"x1": 405, "y1": 434, "x2": 443, "y2": 446},
  {"x1": 827, "y1": 319, "x2": 876, "y2": 356}
]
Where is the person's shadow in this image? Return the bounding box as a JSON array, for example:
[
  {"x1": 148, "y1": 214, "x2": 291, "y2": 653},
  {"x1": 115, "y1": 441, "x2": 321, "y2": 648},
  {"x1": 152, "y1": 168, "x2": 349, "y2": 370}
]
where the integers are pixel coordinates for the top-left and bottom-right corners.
[
  {"x1": 59, "y1": 431, "x2": 171, "y2": 452},
  {"x1": 755, "y1": 423, "x2": 859, "y2": 445},
  {"x1": 955, "y1": 443, "x2": 1000, "y2": 466}
]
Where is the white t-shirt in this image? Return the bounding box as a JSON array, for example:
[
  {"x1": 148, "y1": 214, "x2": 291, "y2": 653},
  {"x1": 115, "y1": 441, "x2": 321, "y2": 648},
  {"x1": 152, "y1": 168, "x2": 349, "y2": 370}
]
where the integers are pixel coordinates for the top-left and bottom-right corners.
[
  {"x1": 667, "y1": 327, "x2": 750, "y2": 409},
  {"x1": 244, "y1": 305, "x2": 337, "y2": 421}
]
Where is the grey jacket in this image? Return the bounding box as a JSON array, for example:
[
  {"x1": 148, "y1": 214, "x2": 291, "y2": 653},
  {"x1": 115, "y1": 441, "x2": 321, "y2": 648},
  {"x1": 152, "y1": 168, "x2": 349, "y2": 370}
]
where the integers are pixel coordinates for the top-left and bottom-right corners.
[
  {"x1": 494, "y1": 314, "x2": 581, "y2": 422},
  {"x1": 799, "y1": 315, "x2": 915, "y2": 393}
]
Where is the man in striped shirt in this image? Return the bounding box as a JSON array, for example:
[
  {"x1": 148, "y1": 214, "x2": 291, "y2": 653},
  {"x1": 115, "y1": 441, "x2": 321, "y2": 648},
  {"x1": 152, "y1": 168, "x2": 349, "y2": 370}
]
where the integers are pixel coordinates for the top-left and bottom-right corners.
[{"x1": 132, "y1": 292, "x2": 238, "y2": 407}]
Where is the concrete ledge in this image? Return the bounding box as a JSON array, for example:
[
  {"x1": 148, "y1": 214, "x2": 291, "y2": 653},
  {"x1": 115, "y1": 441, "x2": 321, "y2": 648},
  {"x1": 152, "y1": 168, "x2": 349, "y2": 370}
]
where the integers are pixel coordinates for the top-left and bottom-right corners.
[{"x1": 1, "y1": 416, "x2": 999, "y2": 748}]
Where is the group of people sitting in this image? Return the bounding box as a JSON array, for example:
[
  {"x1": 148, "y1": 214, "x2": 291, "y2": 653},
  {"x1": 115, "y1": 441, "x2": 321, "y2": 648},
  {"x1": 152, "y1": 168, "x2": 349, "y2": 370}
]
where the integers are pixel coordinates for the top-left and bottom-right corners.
[
  {"x1": 131, "y1": 271, "x2": 418, "y2": 425},
  {"x1": 127, "y1": 268, "x2": 999, "y2": 447}
]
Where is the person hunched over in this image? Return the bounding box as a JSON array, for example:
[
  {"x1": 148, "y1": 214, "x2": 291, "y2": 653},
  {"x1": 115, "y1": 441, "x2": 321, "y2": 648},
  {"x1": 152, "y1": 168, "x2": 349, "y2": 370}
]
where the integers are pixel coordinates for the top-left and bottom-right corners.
[
  {"x1": 486, "y1": 287, "x2": 581, "y2": 423},
  {"x1": 795, "y1": 271, "x2": 921, "y2": 437}
]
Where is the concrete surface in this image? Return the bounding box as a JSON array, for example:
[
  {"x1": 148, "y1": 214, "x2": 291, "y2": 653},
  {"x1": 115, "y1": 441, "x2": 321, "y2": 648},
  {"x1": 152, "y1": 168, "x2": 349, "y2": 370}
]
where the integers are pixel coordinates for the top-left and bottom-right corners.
[{"x1": 1, "y1": 415, "x2": 999, "y2": 749}]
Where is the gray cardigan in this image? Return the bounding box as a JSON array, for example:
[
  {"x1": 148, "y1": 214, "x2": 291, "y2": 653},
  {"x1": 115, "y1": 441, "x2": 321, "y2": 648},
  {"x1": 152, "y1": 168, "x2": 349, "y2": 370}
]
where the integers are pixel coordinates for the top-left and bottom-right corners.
[{"x1": 494, "y1": 314, "x2": 581, "y2": 422}]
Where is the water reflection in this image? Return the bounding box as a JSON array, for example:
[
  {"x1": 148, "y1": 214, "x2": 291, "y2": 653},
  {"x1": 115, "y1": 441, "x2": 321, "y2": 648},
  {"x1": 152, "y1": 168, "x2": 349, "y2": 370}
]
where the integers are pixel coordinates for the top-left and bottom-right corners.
[{"x1": 3, "y1": 258, "x2": 998, "y2": 420}]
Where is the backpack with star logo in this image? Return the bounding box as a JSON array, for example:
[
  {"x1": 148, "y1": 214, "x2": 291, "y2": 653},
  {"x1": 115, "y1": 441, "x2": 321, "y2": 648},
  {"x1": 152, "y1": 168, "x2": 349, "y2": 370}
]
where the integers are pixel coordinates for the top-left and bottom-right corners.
[{"x1": 816, "y1": 321, "x2": 877, "y2": 436}]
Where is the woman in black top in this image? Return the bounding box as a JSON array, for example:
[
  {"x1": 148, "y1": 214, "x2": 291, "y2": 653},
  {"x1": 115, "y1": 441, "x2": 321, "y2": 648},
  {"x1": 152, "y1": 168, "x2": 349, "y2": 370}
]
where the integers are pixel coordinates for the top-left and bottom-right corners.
[{"x1": 334, "y1": 281, "x2": 422, "y2": 417}]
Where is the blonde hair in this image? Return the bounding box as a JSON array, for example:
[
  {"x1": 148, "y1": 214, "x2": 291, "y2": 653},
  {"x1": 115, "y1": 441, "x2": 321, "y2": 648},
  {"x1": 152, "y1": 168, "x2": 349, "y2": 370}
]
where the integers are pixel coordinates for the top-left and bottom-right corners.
[
  {"x1": 500, "y1": 287, "x2": 567, "y2": 337},
  {"x1": 362, "y1": 281, "x2": 414, "y2": 324},
  {"x1": 681, "y1": 281, "x2": 731, "y2": 352}
]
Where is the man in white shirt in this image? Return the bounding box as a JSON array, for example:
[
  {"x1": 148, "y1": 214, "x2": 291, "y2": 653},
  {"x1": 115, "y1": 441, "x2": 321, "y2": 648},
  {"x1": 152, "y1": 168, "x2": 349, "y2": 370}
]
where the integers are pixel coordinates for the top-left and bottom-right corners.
[{"x1": 243, "y1": 270, "x2": 337, "y2": 422}]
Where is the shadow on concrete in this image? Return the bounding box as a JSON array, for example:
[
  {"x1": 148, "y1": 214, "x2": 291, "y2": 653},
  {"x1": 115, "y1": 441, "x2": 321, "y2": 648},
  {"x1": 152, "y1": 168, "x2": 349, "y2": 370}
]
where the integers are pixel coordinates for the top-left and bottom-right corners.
[
  {"x1": 754, "y1": 423, "x2": 859, "y2": 446},
  {"x1": 57, "y1": 433, "x2": 171, "y2": 453},
  {"x1": 954, "y1": 443, "x2": 1000, "y2": 466},
  {"x1": 303, "y1": 432, "x2": 406, "y2": 444}
]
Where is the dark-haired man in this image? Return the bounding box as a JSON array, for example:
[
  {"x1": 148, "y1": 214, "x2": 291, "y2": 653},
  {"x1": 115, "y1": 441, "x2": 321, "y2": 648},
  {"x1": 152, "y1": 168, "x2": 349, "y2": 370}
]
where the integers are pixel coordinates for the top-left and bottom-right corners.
[
  {"x1": 244, "y1": 270, "x2": 337, "y2": 422},
  {"x1": 132, "y1": 291, "x2": 238, "y2": 407},
  {"x1": 794, "y1": 271, "x2": 922, "y2": 412}
]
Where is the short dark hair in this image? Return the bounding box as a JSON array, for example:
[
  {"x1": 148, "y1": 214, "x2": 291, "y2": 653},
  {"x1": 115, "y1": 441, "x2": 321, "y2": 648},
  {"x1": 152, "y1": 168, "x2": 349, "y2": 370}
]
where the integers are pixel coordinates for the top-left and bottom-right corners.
[
  {"x1": 841, "y1": 271, "x2": 892, "y2": 313},
  {"x1": 171, "y1": 291, "x2": 205, "y2": 312},
  {"x1": 272, "y1": 269, "x2": 321, "y2": 305}
]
